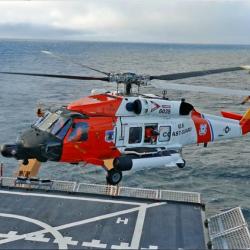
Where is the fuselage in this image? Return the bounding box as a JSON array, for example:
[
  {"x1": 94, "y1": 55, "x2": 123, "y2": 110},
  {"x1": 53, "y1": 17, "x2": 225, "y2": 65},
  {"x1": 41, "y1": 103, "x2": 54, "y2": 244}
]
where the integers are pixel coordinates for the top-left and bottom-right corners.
[
  {"x1": 1, "y1": 93, "x2": 249, "y2": 168},
  {"x1": 55, "y1": 93, "x2": 249, "y2": 165}
]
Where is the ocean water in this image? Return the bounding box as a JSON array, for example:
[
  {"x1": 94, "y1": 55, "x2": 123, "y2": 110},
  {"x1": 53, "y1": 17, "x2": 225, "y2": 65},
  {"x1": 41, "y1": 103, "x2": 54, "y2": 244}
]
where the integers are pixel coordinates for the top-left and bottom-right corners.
[{"x1": 0, "y1": 40, "x2": 250, "y2": 222}]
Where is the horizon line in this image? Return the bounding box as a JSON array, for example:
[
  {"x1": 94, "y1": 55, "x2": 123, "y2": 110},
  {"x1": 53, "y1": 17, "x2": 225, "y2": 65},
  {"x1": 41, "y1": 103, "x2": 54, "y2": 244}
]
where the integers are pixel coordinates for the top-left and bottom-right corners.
[{"x1": 1, "y1": 37, "x2": 250, "y2": 47}]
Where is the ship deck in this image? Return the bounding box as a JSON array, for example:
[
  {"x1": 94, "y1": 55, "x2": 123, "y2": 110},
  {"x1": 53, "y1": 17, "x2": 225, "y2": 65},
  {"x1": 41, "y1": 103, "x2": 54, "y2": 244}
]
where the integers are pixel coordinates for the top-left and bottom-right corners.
[
  {"x1": 0, "y1": 176, "x2": 249, "y2": 249},
  {"x1": 0, "y1": 179, "x2": 206, "y2": 249}
]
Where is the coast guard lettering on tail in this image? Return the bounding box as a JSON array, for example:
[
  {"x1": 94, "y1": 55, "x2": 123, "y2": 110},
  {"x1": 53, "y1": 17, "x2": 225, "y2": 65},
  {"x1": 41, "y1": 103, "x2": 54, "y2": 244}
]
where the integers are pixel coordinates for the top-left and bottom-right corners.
[{"x1": 1, "y1": 50, "x2": 250, "y2": 185}]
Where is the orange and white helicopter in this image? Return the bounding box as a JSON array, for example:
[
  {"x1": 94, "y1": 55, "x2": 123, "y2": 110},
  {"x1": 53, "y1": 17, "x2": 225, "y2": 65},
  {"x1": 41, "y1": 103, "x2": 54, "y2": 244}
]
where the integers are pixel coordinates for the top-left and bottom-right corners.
[{"x1": 1, "y1": 51, "x2": 250, "y2": 185}]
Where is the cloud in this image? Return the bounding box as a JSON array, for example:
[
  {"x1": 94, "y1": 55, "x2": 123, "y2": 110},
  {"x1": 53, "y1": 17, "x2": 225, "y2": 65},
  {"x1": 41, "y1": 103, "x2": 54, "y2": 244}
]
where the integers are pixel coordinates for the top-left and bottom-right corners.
[
  {"x1": 0, "y1": 0, "x2": 250, "y2": 44},
  {"x1": 0, "y1": 23, "x2": 93, "y2": 39}
]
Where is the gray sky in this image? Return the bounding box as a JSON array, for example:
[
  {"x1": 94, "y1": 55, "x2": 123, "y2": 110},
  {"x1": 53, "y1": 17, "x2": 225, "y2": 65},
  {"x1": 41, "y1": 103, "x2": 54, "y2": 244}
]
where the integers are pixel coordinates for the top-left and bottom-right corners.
[{"x1": 0, "y1": 0, "x2": 250, "y2": 44}]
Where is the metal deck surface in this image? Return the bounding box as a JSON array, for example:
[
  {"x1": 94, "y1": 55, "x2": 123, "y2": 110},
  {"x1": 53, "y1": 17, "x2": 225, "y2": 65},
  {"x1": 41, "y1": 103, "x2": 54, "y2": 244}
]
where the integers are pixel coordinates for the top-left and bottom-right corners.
[{"x1": 0, "y1": 187, "x2": 206, "y2": 249}]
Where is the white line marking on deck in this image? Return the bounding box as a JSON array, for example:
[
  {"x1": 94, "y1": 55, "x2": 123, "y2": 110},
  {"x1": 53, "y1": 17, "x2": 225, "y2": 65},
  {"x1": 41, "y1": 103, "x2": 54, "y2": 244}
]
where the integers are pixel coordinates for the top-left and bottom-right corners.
[
  {"x1": 0, "y1": 206, "x2": 143, "y2": 246},
  {"x1": 54, "y1": 237, "x2": 78, "y2": 246},
  {"x1": 0, "y1": 213, "x2": 67, "y2": 249},
  {"x1": 55, "y1": 204, "x2": 156, "y2": 231},
  {"x1": 0, "y1": 202, "x2": 165, "y2": 247},
  {"x1": 0, "y1": 231, "x2": 18, "y2": 237},
  {"x1": 130, "y1": 203, "x2": 165, "y2": 249},
  {"x1": 116, "y1": 217, "x2": 128, "y2": 224},
  {"x1": 0, "y1": 232, "x2": 20, "y2": 241},
  {"x1": 0, "y1": 190, "x2": 143, "y2": 206},
  {"x1": 82, "y1": 239, "x2": 107, "y2": 248},
  {"x1": 141, "y1": 245, "x2": 158, "y2": 249},
  {"x1": 111, "y1": 242, "x2": 130, "y2": 249},
  {"x1": 25, "y1": 234, "x2": 50, "y2": 243}
]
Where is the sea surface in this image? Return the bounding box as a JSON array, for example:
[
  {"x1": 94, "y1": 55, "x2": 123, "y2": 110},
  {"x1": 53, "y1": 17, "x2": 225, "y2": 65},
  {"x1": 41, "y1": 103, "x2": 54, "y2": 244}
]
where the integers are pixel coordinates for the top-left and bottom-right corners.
[{"x1": 0, "y1": 40, "x2": 250, "y2": 222}]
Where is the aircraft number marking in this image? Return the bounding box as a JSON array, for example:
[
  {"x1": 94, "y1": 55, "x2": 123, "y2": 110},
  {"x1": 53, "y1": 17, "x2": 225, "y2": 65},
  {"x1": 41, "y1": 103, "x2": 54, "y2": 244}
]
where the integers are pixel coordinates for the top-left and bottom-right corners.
[{"x1": 159, "y1": 108, "x2": 170, "y2": 114}]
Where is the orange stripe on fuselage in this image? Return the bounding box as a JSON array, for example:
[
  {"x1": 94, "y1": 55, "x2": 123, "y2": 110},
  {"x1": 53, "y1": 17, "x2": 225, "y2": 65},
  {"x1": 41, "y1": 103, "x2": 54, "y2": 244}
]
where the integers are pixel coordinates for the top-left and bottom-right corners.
[
  {"x1": 60, "y1": 94, "x2": 123, "y2": 166},
  {"x1": 60, "y1": 116, "x2": 121, "y2": 164},
  {"x1": 191, "y1": 110, "x2": 212, "y2": 144},
  {"x1": 67, "y1": 94, "x2": 123, "y2": 117}
]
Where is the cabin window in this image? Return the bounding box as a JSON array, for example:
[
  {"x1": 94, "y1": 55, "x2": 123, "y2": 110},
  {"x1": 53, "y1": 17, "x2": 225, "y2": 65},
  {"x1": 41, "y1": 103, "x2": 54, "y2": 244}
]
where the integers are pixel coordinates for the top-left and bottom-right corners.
[
  {"x1": 68, "y1": 122, "x2": 89, "y2": 142},
  {"x1": 129, "y1": 127, "x2": 142, "y2": 144},
  {"x1": 158, "y1": 126, "x2": 171, "y2": 142},
  {"x1": 144, "y1": 124, "x2": 159, "y2": 144}
]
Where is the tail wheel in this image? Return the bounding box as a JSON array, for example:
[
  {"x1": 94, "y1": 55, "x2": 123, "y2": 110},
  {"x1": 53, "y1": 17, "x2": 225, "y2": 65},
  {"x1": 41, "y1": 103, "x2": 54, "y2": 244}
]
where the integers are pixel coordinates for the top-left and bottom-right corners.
[
  {"x1": 106, "y1": 168, "x2": 122, "y2": 185},
  {"x1": 177, "y1": 159, "x2": 186, "y2": 169}
]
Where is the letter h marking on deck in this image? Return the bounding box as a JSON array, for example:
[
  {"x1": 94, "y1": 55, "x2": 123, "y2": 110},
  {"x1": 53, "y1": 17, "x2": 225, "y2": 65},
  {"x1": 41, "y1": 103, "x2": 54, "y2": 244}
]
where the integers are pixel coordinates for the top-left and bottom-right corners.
[{"x1": 116, "y1": 217, "x2": 128, "y2": 225}]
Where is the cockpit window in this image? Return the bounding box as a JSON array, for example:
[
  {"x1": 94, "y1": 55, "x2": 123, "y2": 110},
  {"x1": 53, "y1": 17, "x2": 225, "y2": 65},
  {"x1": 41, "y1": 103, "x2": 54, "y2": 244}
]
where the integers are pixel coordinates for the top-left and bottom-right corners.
[
  {"x1": 51, "y1": 117, "x2": 69, "y2": 135},
  {"x1": 33, "y1": 111, "x2": 72, "y2": 139},
  {"x1": 68, "y1": 122, "x2": 89, "y2": 142},
  {"x1": 34, "y1": 111, "x2": 59, "y2": 131},
  {"x1": 33, "y1": 111, "x2": 50, "y2": 128},
  {"x1": 50, "y1": 117, "x2": 72, "y2": 140}
]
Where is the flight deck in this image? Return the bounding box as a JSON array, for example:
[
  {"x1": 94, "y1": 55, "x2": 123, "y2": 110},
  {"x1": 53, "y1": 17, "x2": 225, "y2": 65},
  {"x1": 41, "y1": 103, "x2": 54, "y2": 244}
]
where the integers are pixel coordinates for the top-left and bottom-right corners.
[{"x1": 0, "y1": 176, "x2": 249, "y2": 249}]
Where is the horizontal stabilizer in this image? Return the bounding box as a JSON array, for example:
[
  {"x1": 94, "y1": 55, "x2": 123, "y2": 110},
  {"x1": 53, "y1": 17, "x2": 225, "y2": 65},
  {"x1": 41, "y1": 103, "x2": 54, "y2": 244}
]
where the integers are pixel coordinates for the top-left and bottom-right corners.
[{"x1": 221, "y1": 111, "x2": 243, "y2": 121}]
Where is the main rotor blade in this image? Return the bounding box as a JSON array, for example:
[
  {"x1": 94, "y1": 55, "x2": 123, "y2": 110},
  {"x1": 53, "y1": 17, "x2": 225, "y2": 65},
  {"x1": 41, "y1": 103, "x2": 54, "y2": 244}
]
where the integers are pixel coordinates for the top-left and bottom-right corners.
[
  {"x1": 152, "y1": 82, "x2": 250, "y2": 97},
  {"x1": 0, "y1": 71, "x2": 109, "y2": 81},
  {"x1": 41, "y1": 50, "x2": 109, "y2": 76},
  {"x1": 150, "y1": 66, "x2": 250, "y2": 81}
]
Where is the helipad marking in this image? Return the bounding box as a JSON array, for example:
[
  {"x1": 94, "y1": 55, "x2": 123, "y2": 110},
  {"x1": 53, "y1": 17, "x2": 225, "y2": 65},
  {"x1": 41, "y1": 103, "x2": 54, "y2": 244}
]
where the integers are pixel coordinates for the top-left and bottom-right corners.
[
  {"x1": 0, "y1": 205, "x2": 146, "y2": 246},
  {"x1": 130, "y1": 206, "x2": 147, "y2": 249},
  {"x1": 55, "y1": 203, "x2": 164, "y2": 231},
  {"x1": 0, "y1": 189, "x2": 143, "y2": 206},
  {"x1": 54, "y1": 237, "x2": 78, "y2": 246},
  {"x1": 0, "y1": 201, "x2": 166, "y2": 247},
  {"x1": 130, "y1": 203, "x2": 165, "y2": 249},
  {"x1": 141, "y1": 246, "x2": 158, "y2": 249},
  {"x1": 0, "y1": 213, "x2": 67, "y2": 249},
  {"x1": 111, "y1": 242, "x2": 130, "y2": 249},
  {"x1": 0, "y1": 231, "x2": 18, "y2": 237},
  {"x1": 116, "y1": 217, "x2": 128, "y2": 224},
  {"x1": 25, "y1": 234, "x2": 50, "y2": 243},
  {"x1": 82, "y1": 239, "x2": 107, "y2": 248}
]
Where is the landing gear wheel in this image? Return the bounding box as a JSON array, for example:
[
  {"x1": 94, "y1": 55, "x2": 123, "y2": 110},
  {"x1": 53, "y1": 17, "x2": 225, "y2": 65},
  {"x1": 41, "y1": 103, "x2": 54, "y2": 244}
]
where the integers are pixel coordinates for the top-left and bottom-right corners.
[
  {"x1": 177, "y1": 160, "x2": 186, "y2": 169},
  {"x1": 23, "y1": 159, "x2": 29, "y2": 165},
  {"x1": 106, "y1": 168, "x2": 122, "y2": 185}
]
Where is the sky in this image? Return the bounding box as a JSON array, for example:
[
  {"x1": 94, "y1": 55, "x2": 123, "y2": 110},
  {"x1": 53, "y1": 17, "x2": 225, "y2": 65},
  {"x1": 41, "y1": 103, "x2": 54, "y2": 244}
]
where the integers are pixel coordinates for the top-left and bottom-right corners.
[{"x1": 0, "y1": 0, "x2": 250, "y2": 44}]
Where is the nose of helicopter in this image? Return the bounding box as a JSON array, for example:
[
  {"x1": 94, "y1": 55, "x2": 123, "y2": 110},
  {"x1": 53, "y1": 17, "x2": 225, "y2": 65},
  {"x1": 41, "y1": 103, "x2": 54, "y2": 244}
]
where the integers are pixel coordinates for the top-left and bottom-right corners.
[
  {"x1": 0, "y1": 128, "x2": 63, "y2": 162},
  {"x1": 0, "y1": 144, "x2": 18, "y2": 158},
  {"x1": 1, "y1": 141, "x2": 62, "y2": 163},
  {"x1": 0, "y1": 143, "x2": 40, "y2": 162}
]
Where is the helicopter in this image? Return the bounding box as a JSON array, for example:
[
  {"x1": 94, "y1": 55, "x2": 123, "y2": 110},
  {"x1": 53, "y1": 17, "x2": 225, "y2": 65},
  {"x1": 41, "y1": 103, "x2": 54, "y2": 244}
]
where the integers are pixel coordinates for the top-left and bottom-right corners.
[{"x1": 1, "y1": 51, "x2": 250, "y2": 185}]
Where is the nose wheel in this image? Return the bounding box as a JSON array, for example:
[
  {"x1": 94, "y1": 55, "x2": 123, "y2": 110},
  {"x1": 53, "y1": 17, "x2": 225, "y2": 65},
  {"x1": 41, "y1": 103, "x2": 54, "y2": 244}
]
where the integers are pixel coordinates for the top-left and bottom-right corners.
[{"x1": 106, "y1": 168, "x2": 122, "y2": 185}]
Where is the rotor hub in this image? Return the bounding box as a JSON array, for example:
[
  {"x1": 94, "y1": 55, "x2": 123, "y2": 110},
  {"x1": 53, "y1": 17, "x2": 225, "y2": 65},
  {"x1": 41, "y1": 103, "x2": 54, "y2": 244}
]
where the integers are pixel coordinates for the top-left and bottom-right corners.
[{"x1": 109, "y1": 72, "x2": 150, "y2": 86}]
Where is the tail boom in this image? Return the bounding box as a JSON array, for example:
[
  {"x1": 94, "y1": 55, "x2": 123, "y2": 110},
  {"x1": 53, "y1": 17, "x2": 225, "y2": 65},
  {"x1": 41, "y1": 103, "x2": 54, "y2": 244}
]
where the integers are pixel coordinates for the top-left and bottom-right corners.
[{"x1": 191, "y1": 110, "x2": 249, "y2": 145}]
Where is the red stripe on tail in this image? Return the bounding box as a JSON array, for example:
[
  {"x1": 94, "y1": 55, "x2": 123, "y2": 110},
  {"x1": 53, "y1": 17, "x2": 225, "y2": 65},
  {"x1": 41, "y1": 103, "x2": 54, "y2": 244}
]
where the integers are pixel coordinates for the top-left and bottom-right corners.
[
  {"x1": 240, "y1": 109, "x2": 250, "y2": 135},
  {"x1": 191, "y1": 110, "x2": 212, "y2": 143}
]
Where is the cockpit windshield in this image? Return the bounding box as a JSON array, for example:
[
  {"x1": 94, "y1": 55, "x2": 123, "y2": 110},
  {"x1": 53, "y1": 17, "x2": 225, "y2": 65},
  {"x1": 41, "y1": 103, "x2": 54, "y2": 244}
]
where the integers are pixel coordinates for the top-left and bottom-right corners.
[
  {"x1": 33, "y1": 111, "x2": 72, "y2": 140},
  {"x1": 50, "y1": 117, "x2": 72, "y2": 139},
  {"x1": 34, "y1": 111, "x2": 59, "y2": 131}
]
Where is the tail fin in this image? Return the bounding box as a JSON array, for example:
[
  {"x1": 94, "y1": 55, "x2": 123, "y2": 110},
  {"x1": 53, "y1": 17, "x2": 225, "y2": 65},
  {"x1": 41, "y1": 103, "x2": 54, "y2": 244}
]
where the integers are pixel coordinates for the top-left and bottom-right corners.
[{"x1": 240, "y1": 109, "x2": 250, "y2": 135}]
